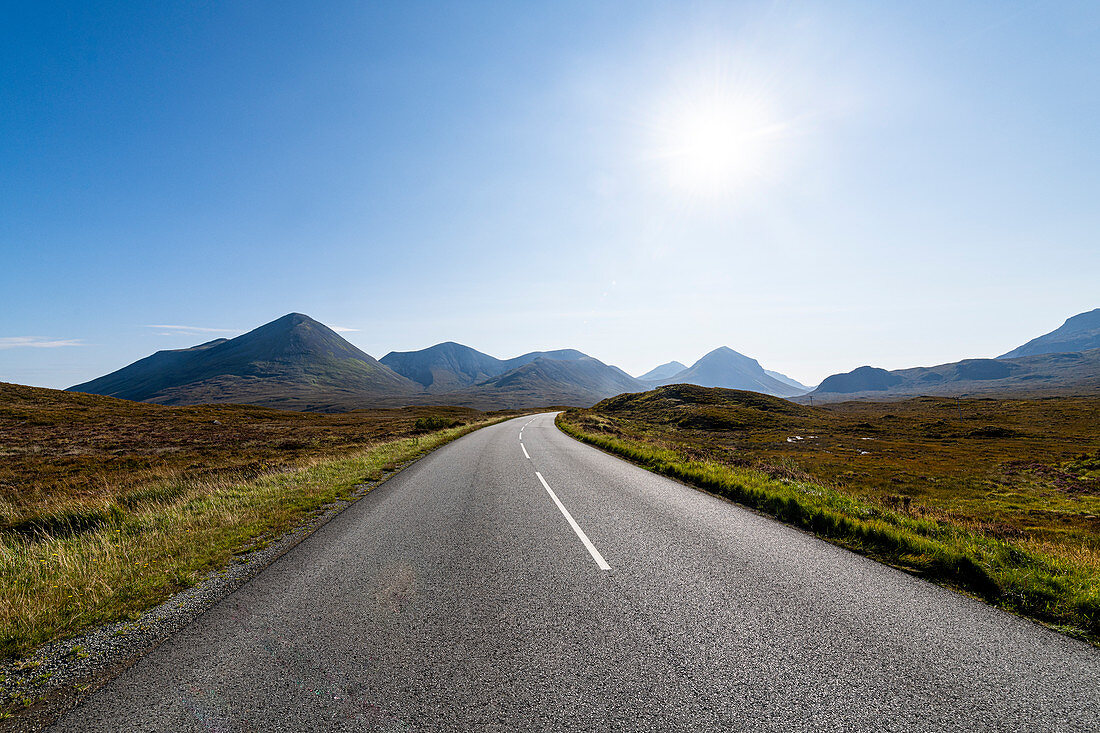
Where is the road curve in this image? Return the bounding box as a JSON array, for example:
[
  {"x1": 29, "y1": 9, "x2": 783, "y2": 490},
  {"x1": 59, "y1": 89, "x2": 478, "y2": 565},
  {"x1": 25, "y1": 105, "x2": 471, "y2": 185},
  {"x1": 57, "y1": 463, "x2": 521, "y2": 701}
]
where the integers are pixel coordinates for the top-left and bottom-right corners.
[{"x1": 56, "y1": 413, "x2": 1100, "y2": 731}]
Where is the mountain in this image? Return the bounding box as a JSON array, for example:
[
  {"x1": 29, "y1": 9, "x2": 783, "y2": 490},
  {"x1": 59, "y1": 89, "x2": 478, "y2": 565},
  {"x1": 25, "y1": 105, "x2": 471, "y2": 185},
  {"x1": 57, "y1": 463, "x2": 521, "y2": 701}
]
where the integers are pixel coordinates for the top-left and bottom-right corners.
[
  {"x1": 499, "y1": 348, "x2": 589, "y2": 371},
  {"x1": 638, "y1": 361, "x2": 688, "y2": 381},
  {"x1": 380, "y1": 343, "x2": 596, "y2": 394},
  {"x1": 70, "y1": 313, "x2": 419, "y2": 411},
  {"x1": 69, "y1": 317, "x2": 813, "y2": 411},
  {"x1": 376, "y1": 343, "x2": 602, "y2": 400},
  {"x1": 805, "y1": 307, "x2": 1100, "y2": 402},
  {"x1": 816, "y1": 366, "x2": 903, "y2": 394},
  {"x1": 664, "y1": 347, "x2": 808, "y2": 398},
  {"x1": 436, "y1": 355, "x2": 645, "y2": 409},
  {"x1": 999, "y1": 308, "x2": 1100, "y2": 359},
  {"x1": 808, "y1": 350, "x2": 1100, "y2": 402},
  {"x1": 71, "y1": 318, "x2": 634, "y2": 410},
  {"x1": 764, "y1": 369, "x2": 812, "y2": 392},
  {"x1": 381, "y1": 342, "x2": 504, "y2": 393}
]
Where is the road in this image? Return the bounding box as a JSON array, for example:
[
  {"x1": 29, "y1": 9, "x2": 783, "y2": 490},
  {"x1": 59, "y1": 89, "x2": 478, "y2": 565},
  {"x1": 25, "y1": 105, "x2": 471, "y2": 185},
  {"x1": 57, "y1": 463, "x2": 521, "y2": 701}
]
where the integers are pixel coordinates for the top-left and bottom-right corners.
[{"x1": 56, "y1": 413, "x2": 1100, "y2": 731}]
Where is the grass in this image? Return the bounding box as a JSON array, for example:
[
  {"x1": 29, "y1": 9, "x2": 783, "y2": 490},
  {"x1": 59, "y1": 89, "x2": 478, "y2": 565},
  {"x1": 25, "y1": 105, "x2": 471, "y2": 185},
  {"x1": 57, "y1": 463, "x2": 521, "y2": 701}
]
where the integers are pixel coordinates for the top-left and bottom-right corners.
[
  {"x1": 0, "y1": 381, "x2": 505, "y2": 534},
  {"x1": 1, "y1": 421, "x2": 505, "y2": 660},
  {"x1": 0, "y1": 382, "x2": 520, "y2": 660},
  {"x1": 558, "y1": 384, "x2": 1100, "y2": 642}
]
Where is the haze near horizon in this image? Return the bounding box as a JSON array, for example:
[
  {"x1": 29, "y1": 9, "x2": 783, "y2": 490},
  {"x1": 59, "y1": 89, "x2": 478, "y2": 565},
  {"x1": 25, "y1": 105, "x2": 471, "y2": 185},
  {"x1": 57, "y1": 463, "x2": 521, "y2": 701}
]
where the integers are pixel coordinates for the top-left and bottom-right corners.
[{"x1": 2, "y1": 1, "x2": 1098, "y2": 389}]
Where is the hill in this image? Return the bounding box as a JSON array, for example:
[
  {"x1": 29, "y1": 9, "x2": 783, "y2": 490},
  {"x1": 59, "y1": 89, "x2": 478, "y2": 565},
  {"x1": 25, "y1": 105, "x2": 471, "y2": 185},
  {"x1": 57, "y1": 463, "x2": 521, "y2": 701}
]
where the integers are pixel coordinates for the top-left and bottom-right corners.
[
  {"x1": 591, "y1": 383, "x2": 810, "y2": 430},
  {"x1": 499, "y1": 348, "x2": 589, "y2": 371},
  {"x1": 437, "y1": 355, "x2": 644, "y2": 409},
  {"x1": 69, "y1": 313, "x2": 419, "y2": 412},
  {"x1": 663, "y1": 347, "x2": 807, "y2": 397},
  {"x1": 381, "y1": 342, "x2": 503, "y2": 393},
  {"x1": 637, "y1": 361, "x2": 687, "y2": 381},
  {"x1": 380, "y1": 343, "x2": 595, "y2": 395},
  {"x1": 809, "y1": 349, "x2": 1100, "y2": 402},
  {"x1": 1000, "y1": 308, "x2": 1100, "y2": 358},
  {"x1": 816, "y1": 366, "x2": 903, "y2": 394}
]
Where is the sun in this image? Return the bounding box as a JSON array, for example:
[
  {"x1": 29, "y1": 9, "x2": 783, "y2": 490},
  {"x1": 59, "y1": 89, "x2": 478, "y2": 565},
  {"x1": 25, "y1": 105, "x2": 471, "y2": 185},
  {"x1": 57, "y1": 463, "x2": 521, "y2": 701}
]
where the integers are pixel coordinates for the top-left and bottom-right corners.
[{"x1": 651, "y1": 93, "x2": 785, "y2": 198}]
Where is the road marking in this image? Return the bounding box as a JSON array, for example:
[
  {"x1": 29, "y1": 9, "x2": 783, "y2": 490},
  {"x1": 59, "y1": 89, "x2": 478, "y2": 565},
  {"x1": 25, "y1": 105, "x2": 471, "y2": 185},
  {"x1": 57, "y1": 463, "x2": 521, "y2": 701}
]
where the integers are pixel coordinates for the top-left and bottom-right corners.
[
  {"x1": 520, "y1": 416, "x2": 537, "y2": 441},
  {"x1": 535, "y1": 471, "x2": 611, "y2": 571},
  {"x1": 521, "y1": 443, "x2": 530, "y2": 459}
]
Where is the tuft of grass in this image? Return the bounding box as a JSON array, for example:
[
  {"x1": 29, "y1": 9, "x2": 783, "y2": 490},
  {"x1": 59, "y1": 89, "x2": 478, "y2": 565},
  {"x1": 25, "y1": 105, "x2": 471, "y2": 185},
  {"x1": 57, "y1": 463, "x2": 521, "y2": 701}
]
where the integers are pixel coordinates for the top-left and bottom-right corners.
[
  {"x1": 557, "y1": 414, "x2": 1100, "y2": 643},
  {"x1": 414, "y1": 416, "x2": 465, "y2": 432},
  {"x1": 1, "y1": 419, "x2": 508, "y2": 660}
]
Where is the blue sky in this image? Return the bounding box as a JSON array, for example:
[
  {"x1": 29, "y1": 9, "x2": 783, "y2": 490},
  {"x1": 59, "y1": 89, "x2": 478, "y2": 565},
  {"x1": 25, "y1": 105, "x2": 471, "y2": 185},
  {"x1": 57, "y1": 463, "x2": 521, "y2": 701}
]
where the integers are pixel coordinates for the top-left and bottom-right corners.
[{"x1": 2, "y1": 1, "x2": 1098, "y2": 389}]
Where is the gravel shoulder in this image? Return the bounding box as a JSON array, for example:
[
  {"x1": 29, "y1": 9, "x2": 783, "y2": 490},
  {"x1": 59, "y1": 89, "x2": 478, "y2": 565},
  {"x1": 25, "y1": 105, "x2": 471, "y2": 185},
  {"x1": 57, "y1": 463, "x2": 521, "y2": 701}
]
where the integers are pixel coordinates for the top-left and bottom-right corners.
[{"x1": 0, "y1": 451, "x2": 450, "y2": 731}]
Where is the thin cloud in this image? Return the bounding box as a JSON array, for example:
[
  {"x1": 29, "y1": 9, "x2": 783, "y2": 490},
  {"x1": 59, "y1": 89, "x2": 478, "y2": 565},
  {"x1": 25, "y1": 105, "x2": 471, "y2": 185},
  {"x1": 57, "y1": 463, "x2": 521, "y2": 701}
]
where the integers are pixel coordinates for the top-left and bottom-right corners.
[
  {"x1": 0, "y1": 337, "x2": 85, "y2": 349},
  {"x1": 330, "y1": 326, "x2": 359, "y2": 333},
  {"x1": 144, "y1": 324, "x2": 239, "y2": 334}
]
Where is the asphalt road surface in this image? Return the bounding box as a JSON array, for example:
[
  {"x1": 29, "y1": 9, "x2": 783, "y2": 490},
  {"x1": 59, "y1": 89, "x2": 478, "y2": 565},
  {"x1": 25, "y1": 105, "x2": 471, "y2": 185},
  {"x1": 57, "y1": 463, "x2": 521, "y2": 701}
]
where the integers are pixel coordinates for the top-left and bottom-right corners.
[{"x1": 56, "y1": 413, "x2": 1100, "y2": 731}]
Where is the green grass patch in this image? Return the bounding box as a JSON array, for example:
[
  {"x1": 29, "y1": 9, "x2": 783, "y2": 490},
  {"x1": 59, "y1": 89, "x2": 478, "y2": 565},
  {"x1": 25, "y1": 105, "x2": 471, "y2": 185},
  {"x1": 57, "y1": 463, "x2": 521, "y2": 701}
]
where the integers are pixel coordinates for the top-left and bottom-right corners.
[
  {"x1": 557, "y1": 413, "x2": 1100, "y2": 643},
  {"x1": 0, "y1": 418, "x2": 508, "y2": 660}
]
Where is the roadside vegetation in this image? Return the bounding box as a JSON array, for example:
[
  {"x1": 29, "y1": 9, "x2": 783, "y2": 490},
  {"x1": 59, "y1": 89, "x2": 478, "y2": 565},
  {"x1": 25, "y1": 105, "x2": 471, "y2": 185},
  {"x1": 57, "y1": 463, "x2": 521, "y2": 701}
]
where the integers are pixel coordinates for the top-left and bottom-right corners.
[
  {"x1": 558, "y1": 384, "x2": 1100, "y2": 642},
  {"x1": 0, "y1": 382, "x2": 518, "y2": 659}
]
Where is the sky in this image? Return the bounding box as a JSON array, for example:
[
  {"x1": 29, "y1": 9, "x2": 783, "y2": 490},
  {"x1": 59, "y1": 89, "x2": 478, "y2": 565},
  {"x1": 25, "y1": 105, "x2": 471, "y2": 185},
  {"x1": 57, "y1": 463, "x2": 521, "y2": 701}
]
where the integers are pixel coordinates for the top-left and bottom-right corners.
[{"x1": 2, "y1": 1, "x2": 1098, "y2": 389}]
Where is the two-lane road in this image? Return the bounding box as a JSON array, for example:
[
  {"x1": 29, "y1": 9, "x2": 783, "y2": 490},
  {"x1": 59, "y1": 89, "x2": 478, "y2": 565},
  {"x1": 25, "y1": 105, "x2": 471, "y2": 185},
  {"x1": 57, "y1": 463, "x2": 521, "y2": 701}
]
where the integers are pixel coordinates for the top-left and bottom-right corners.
[{"x1": 58, "y1": 413, "x2": 1100, "y2": 731}]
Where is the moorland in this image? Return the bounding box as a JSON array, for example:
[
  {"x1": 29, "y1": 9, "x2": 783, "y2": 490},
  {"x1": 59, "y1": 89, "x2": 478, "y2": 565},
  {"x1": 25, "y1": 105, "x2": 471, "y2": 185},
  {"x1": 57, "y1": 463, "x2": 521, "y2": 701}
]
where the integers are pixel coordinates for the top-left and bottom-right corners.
[
  {"x1": 0, "y1": 381, "x2": 519, "y2": 659},
  {"x1": 559, "y1": 384, "x2": 1100, "y2": 641}
]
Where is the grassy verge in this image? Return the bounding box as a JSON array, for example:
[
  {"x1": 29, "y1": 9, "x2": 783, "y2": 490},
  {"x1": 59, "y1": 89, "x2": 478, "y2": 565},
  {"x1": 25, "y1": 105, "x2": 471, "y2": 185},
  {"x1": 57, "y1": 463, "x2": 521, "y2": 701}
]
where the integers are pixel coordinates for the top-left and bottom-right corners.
[
  {"x1": 557, "y1": 413, "x2": 1100, "y2": 643},
  {"x1": 1, "y1": 418, "x2": 507, "y2": 660}
]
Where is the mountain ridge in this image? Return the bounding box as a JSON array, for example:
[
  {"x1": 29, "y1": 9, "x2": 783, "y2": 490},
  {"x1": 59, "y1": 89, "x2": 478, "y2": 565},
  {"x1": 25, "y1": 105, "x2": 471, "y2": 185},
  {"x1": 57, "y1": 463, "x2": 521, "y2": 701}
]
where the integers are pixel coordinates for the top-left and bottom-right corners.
[
  {"x1": 637, "y1": 361, "x2": 688, "y2": 381},
  {"x1": 434, "y1": 355, "x2": 644, "y2": 409},
  {"x1": 999, "y1": 308, "x2": 1100, "y2": 359},
  {"x1": 807, "y1": 350, "x2": 1100, "y2": 402},
  {"x1": 70, "y1": 313, "x2": 418, "y2": 411},
  {"x1": 662, "y1": 347, "x2": 807, "y2": 398}
]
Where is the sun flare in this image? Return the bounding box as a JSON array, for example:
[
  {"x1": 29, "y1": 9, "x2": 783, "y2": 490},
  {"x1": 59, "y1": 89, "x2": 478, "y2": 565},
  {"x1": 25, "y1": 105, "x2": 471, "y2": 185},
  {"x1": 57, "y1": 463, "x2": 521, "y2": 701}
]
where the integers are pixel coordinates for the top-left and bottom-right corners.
[{"x1": 652, "y1": 93, "x2": 785, "y2": 198}]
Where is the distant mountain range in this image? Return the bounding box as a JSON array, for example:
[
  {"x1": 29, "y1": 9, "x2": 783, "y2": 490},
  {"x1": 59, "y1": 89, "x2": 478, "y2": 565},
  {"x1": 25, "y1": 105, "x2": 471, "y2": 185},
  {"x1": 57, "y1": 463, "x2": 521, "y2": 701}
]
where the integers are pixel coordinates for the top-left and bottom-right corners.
[
  {"x1": 999, "y1": 308, "x2": 1100, "y2": 359},
  {"x1": 378, "y1": 338, "x2": 808, "y2": 406},
  {"x1": 379, "y1": 343, "x2": 590, "y2": 393},
  {"x1": 437, "y1": 356, "x2": 643, "y2": 409},
  {"x1": 380, "y1": 341, "x2": 635, "y2": 408},
  {"x1": 68, "y1": 313, "x2": 809, "y2": 410},
  {"x1": 807, "y1": 308, "x2": 1100, "y2": 402},
  {"x1": 67, "y1": 307, "x2": 1100, "y2": 410}
]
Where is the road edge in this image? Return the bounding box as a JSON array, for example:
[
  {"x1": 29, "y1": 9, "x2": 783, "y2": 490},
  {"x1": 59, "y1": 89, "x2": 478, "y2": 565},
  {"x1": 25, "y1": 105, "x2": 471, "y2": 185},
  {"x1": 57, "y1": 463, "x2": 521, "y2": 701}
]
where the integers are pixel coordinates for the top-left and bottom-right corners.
[
  {"x1": 1, "y1": 414, "x2": 526, "y2": 732},
  {"x1": 552, "y1": 413, "x2": 1099, "y2": 649}
]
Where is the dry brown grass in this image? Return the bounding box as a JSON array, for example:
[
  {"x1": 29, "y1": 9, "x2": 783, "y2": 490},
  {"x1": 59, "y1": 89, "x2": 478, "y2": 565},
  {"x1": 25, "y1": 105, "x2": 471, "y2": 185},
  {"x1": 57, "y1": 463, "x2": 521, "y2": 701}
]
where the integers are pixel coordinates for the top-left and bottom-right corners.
[
  {"x1": 560, "y1": 385, "x2": 1100, "y2": 641},
  {"x1": 0, "y1": 382, "x2": 521, "y2": 659},
  {"x1": 0, "y1": 381, "x2": 510, "y2": 534}
]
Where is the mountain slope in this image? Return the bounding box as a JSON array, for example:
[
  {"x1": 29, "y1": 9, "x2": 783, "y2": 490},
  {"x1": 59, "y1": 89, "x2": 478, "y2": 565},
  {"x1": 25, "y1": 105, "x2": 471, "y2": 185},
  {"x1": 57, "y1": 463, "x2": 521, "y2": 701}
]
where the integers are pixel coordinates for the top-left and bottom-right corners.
[
  {"x1": 436, "y1": 355, "x2": 644, "y2": 409},
  {"x1": 381, "y1": 342, "x2": 504, "y2": 393},
  {"x1": 499, "y1": 348, "x2": 589, "y2": 372},
  {"x1": 665, "y1": 347, "x2": 807, "y2": 398},
  {"x1": 1000, "y1": 308, "x2": 1100, "y2": 359},
  {"x1": 638, "y1": 361, "x2": 688, "y2": 381},
  {"x1": 379, "y1": 344, "x2": 601, "y2": 397},
  {"x1": 809, "y1": 350, "x2": 1100, "y2": 402},
  {"x1": 764, "y1": 369, "x2": 811, "y2": 392},
  {"x1": 816, "y1": 366, "x2": 903, "y2": 394},
  {"x1": 70, "y1": 313, "x2": 418, "y2": 411}
]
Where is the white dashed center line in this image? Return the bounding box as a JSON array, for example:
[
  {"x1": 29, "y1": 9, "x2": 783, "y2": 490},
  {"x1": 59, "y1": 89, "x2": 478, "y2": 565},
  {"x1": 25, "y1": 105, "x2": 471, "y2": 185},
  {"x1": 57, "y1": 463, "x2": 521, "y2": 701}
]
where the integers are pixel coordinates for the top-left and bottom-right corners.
[
  {"x1": 521, "y1": 442, "x2": 530, "y2": 460},
  {"x1": 535, "y1": 471, "x2": 611, "y2": 571}
]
